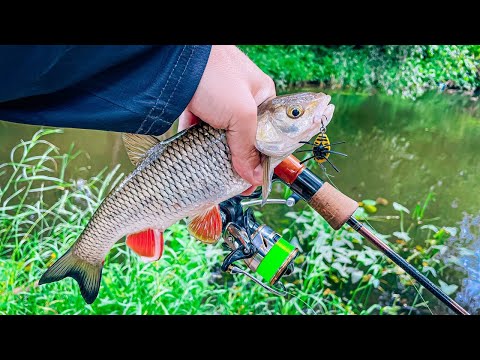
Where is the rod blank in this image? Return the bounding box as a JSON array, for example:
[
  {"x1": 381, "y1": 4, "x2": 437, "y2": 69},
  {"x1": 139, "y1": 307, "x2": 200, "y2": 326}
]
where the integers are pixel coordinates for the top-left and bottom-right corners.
[{"x1": 347, "y1": 217, "x2": 469, "y2": 315}]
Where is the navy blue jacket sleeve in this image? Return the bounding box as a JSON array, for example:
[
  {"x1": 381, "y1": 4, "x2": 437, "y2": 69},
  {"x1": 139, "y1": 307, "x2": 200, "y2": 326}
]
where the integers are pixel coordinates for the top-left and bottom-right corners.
[{"x1": 0, "y1": 45, "x2": 211, "y2": 135}]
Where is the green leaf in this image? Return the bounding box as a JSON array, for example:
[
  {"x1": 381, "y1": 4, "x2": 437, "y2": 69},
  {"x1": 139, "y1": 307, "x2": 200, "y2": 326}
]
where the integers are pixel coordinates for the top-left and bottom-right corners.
[
  {"x1": 422, "y1": 266, "x2": 437, "y2": 278},
  {"x1": 353, "y1": 207, "x2": 368, "y2": 220},
  {"x1": 363, "y1": 204, "x2": 377, "y2": 214},
  {"x1": 420, "y1": 224, "x2": 438, "y2": 232},
  {"x1": 438, "y1": 280, "x2": 458, "y2": 296},
  {"x1": 351, "y1": 270, "x2": 364, "y2": 284},
  {"x1": 393, "y1": 202, "x2": 410, "y2": 214},
  {"x1": 443, "y1": 227, "x2": 457, "y2": 236},
  {"x1": 393, "y1": 231, "x2": 411, "y2": 241},
  {"x1": 253, "y1": 210, "x2": 263, "y2": 218}
]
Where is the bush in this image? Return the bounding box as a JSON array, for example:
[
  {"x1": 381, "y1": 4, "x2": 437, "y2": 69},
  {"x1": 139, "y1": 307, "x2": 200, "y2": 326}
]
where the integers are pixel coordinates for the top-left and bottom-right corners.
[{"x1": 240, "y1": 45, "x2": 480, "y2": 100}]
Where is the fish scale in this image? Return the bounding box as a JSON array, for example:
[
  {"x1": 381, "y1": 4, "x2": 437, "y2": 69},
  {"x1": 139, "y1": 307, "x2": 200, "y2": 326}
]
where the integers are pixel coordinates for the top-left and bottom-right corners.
[{"x1": 71, "y1": 123, "x2": 248, "y2": 264}]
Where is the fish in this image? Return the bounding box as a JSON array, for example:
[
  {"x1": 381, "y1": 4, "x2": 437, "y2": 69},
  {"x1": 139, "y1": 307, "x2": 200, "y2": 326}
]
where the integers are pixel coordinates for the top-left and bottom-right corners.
[{"x1": 38, "y1": 92, "x2": 335, "y2": 304}]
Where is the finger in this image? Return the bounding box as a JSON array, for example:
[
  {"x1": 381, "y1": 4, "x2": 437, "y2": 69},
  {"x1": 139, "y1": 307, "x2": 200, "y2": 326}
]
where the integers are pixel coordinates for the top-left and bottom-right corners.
[
  {"x1": 253, "y1": 76, "x2": 276, "y2": 106},
  {"x1": 227, "y1": 103, "x2": 263, "y2": 186},
  {"x1": 241, "y1": 185, "x2": 258, "y2": 196},
  {"x1": 178, "y1": 110, "x2": 200, "y2": 132}
]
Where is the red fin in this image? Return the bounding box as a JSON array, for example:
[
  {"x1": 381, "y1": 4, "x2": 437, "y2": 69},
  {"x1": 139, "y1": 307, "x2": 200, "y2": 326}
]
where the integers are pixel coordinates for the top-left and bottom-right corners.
[
  {"x1": 126, "y1": 229, "x2": 164, "y2": 263},
  {"x1": 187, "y1": 205, "x2": 222, "y2": 244}
]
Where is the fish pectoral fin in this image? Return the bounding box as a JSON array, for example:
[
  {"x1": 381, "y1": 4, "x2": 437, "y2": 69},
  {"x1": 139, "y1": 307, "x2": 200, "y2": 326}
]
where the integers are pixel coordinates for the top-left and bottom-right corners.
[
  {"x1": 186, "y1": 205, "x2": 222, "y2": 244},
  {"x1": 261, "y1": 155, "x2": 274, "y2": 206},
  {"x1": 126, "y1": 228, "x2": 164, "y2": 263}
]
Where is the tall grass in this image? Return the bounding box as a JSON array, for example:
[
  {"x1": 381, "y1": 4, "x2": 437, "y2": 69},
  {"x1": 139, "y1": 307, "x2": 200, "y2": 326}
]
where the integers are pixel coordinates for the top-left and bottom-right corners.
[{"x1": 0, "y1": 130, "x2": 463, "y2": 314}]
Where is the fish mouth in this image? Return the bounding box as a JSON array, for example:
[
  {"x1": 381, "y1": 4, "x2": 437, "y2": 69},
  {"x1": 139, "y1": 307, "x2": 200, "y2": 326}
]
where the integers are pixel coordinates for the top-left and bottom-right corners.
[
  {"x1": 294, "y1": 94, "x2": 335, "y2": 146},
  {"x1": 312, "y1": 94, "x2": 334, "y2": 129}
]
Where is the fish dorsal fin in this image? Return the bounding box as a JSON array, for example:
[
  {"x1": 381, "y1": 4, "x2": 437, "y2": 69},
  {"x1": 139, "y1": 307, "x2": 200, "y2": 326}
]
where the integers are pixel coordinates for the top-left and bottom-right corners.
[
  {"x1": 122, "y1": 127, "x2": 191, "y2": 166},
  {"x1": 122, "y1": 133, "x2": 161, "y2": 166},
  {"x1": 126, "y1": 228, "x2": 164, "y2": 263},
  {"x1": 186, "y1": 205, "x2": 222, "y2": 244}
]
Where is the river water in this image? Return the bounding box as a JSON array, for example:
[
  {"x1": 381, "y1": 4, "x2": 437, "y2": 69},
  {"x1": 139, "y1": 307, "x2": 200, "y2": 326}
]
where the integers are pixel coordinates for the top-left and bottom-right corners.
[{"x1": 4, "y1": 90, "x2": 478, "y2": 234}]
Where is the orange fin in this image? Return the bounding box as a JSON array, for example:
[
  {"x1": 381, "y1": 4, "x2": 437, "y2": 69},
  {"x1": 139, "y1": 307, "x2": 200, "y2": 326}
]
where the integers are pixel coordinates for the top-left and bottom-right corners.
[
  {"x1": 187, "y1": 205, "x2": 222, "y2": 244},
  {"x1": 126, "y1": 229, "x2": 164, "y2": 263}
]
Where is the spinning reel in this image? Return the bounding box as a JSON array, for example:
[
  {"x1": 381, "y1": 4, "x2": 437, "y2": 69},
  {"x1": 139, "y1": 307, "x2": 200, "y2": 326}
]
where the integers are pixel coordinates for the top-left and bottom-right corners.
[
  {"x1": 218, "y1": 129, "x2": 346, "y2": 296},
  {"x1": 218, "y1": 189, "x2": 301, "y2": 296}
]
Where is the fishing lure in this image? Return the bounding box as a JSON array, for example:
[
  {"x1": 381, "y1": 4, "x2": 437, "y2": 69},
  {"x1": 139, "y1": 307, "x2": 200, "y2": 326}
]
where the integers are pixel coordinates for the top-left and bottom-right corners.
[{"x1": 295, "y1": 133, "x2": 347, "y2": 172}]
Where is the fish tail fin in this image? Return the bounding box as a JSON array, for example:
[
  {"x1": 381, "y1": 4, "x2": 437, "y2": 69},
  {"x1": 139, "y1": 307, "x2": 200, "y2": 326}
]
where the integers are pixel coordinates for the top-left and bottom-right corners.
[{"x1": 39, "y1": 248, "x2": 103, "y2": 304}]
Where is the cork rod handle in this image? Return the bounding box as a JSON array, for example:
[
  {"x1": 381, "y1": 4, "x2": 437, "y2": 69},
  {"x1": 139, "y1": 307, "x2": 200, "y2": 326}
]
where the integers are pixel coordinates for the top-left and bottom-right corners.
[{"x1": 307, "y1": 182, "x2": 358, "y2": 230}]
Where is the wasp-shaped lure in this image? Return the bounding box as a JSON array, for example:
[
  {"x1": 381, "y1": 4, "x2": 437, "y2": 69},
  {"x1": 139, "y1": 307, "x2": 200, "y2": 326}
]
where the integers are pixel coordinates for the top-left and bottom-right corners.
[{"x1": 295, "y1": 133, "x2": 347, "y2": 172}]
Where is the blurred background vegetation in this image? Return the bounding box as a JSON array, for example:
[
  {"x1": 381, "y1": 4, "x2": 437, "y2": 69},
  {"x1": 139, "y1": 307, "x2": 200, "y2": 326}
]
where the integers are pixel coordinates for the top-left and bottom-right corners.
[
  {"x1": 240, "y1": 45, "x2": 480, "y2": 99},
  {"x1": 1, "y1": 45, "x2": 479, "y2": 315}
]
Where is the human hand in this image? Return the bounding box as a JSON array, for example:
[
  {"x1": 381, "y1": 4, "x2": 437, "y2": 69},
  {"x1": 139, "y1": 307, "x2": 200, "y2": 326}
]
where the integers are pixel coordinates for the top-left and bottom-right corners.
[{"x1": 178, "y1": 45, "x2": 276, "y2": 194}]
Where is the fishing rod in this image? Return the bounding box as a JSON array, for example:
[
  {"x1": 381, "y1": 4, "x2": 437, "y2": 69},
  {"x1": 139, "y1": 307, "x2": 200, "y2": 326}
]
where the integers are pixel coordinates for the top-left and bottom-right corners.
[
  {"x1": 218, "y1": 136, "x2": 469, "y2": 315},
  {"x1": 274, "y1": 155, "x2": 469, "y2": 315}
]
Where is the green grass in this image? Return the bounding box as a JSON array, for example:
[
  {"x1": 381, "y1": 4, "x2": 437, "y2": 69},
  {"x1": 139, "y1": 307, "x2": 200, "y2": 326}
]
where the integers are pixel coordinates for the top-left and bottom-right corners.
[{"x1": 0, "y1": 130, "x2": 464, "y2": 314}]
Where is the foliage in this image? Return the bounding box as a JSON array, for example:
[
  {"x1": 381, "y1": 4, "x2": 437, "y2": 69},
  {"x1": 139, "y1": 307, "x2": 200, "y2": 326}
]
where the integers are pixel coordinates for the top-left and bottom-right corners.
[
  {"x1": 0, "y1": 131, "x2": 466, "y2": 314},
  {"x1": 239, "y1": 45, "x2": 480, "y2": 100}
]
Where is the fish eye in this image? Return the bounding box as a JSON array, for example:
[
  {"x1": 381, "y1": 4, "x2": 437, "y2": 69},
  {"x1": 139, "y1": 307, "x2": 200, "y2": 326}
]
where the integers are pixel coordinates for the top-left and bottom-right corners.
[{"x1": 287, "y1": 105, "x2": 304, "y2": 119}]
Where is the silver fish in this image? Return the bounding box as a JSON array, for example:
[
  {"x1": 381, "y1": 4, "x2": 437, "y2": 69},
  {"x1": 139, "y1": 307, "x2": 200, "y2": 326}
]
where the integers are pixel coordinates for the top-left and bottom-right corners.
[{"x1": 39, "y1": 92, "x2": 335, "y2": 303}]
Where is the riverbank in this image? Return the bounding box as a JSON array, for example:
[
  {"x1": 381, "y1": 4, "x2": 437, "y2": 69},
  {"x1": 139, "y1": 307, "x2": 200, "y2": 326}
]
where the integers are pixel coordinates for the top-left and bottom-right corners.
[{"x1": 240, "y1": 45, "x2": 480, "y2": 100}]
